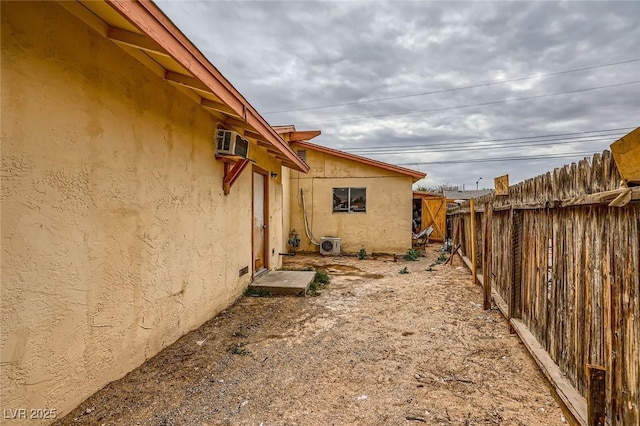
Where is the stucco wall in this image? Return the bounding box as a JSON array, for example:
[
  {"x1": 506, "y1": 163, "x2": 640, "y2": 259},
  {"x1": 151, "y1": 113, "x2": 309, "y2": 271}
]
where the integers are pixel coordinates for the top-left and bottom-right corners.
[
  {"x1": 289, "y1": 146, "x2": 414, "y2": 253},
  {"x1": 280, "y1": 167, "x2": 292, "y2": 252},
  {"x1": 264, "y1": 160, "x2": 286, "y2": 269},
  {"x1": 1, "y1": 2, "x2": 283, "y2": 421}
]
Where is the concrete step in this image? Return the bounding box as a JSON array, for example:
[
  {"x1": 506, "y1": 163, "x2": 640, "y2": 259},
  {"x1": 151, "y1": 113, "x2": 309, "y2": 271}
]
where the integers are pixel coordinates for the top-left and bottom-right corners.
[{"x1": 248, "y1": 271, "x2": 316, "y2": 296}]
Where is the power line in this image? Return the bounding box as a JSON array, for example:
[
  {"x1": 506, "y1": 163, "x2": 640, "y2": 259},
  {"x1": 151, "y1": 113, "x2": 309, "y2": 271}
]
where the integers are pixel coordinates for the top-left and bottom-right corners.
[
  {"x1": 264, "y1": 58, "x2": 640, "y2": 114},
  {"x1": 295, "y1": 81, "x2": 640, "y2": 125},
  {"x1": 395, "y1": 151, "x2": 596, "y2": 166},
  {"x1": 343, "y1": 127, "x2": 634, "y2": 152},
  {"x1": 349, "y1": 132, "x2": 624, "y2": 154},
  {"x1": 350, "y1": 137, "x2": 617, "y2": 155},
  {"x1": 349, "y1": 136, "x2": 616, "y2": 155}
]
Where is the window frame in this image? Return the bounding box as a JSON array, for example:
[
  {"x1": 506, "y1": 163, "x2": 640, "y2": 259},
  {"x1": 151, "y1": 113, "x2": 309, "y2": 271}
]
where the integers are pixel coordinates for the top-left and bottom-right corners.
[{"x1": 332, "y1": 187, "x2": 367, "y2": 213}]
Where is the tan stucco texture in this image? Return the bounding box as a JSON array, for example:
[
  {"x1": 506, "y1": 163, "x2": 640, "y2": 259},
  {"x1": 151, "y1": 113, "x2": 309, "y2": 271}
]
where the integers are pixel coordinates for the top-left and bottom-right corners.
[
  {"x1": 1, "y1": 2, "x2": 284, "y2": 421},
  {"x1": 289, "y1": 146, "x2": 414, "y2": 253}
]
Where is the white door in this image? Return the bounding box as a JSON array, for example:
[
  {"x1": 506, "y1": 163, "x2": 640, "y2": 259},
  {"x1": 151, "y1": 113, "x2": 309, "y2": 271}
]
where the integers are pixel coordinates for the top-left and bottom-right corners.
[{"x1": 253, "y1": 171, "x2": 267, "y2": 274}]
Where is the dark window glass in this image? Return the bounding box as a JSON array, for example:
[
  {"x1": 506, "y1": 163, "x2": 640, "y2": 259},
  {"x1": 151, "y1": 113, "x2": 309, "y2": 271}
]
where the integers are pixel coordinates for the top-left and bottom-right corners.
[{"x1": 333, "y1": 188, "x2": 366, "y2": 213}]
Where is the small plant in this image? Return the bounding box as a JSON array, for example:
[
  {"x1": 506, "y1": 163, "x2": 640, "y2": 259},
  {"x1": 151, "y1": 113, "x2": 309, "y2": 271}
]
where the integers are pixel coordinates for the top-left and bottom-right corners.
[
  {"x1": 229, "y1": 343, "x2": 250, "y2": 355},
  {"x1": 399, "y1": 267, "x2": 410, "y2": 274},
  {"x1": 308, "y1": 280, "x2": 320, "y2": 295},
  {"x1": 437, "y1": 253, "x2": 448, "y2": 263},
  {"x1": 307, "y1": 270, "x2": 330, "y2": 296},
  {"x1": 404, "y1": 248, "x2": 420, "y2": 261},
  {"x1": 358, "y1": 248, "x2": 367, "y2": 260},
  {"x1": 314, "y1": 270, "x2": 330, "y2": 285}
]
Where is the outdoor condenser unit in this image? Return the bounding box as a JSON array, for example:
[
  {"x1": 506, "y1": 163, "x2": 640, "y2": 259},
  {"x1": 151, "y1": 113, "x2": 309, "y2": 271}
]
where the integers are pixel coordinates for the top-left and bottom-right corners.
[
  {"x1": 320, "y1": 237, "x2": 341, "y2": 256},
  {"x1": 215, "y1": 129, "x2": 249, "y2": 158}
]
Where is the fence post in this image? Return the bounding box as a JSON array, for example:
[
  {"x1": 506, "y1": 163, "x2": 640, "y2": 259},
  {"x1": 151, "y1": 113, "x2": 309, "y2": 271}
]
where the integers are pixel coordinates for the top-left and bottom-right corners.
[
  {"x1": 509, "y1": 208, "x2": 523, "y2": 333},
  {"x1": 452, "y1": 214, "x2": 459, "y2": 252},
  {"x1": 482, "y1": 203, "x2": 493, "y2": 310},
  {"x1": 470, "y1": 198, "x2": 477, "y2": 285},
  {"x1": 587, "y1": 364, "x2": 606, "y2": 426}
]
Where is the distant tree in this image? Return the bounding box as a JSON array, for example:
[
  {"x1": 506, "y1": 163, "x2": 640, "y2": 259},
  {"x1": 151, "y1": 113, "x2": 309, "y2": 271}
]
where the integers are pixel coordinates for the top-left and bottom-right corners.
[{"x1": 413, "y1": 184, "x2": 459, "y2": 194}]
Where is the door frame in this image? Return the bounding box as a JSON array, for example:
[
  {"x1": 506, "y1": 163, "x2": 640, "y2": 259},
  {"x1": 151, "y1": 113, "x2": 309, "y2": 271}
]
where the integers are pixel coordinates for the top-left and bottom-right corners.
[{"x1": 252, "y1": 166, "x2": 269, "y2": 276}]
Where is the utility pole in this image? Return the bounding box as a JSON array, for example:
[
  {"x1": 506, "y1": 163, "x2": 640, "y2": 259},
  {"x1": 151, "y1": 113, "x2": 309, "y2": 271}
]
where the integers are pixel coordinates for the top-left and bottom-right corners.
[{"x1": 476, "y1": 177, "x2": 482, "y2": 190}]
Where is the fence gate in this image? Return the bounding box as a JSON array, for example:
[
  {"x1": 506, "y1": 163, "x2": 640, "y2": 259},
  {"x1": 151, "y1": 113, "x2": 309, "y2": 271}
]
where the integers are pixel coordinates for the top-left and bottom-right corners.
[{"x1": 422, "y1": 196, "x2": 447, "y2": 242}]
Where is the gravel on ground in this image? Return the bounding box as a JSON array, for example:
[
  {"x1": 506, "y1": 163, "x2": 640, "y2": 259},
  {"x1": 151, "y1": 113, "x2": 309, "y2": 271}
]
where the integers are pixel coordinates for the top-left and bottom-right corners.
[{"x1": 56, "y1": 248, "x2": 567, "y2": 426}]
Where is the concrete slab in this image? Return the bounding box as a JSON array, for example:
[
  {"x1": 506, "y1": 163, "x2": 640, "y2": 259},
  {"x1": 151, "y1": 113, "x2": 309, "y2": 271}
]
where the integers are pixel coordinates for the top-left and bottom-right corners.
[{"x1": 249, "y1": 271, "x2": 316, "y2": 296}]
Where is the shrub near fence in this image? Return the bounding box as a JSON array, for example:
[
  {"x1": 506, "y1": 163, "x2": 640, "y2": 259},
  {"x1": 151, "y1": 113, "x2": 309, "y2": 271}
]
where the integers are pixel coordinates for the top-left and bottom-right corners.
[{"x1": 449, "y1": 150, "x2": 639, "y2": 426}]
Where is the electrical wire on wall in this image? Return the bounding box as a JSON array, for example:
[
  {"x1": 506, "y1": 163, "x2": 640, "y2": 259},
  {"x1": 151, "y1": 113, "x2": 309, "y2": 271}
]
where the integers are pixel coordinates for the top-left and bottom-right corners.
[{"x1": 300, "y1": 188, "x2": 320, "y2": 246}]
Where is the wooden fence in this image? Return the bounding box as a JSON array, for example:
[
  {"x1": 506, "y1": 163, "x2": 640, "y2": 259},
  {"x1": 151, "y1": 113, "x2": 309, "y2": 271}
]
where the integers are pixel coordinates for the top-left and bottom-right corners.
[{"x1": 449, "y1": 150, "x2": 639, "y2": 426}]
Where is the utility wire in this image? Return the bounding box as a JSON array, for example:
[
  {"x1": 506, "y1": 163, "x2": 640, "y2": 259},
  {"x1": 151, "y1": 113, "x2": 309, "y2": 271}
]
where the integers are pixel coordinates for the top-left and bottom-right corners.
[
  {"x1": 295, "y1": 81, "x2": 640, "y2": 125},
  {"x1": 349, "y1": 133, "x2": 624, "y2": 154},
  {"x1": 345, "y1": 133, "x2": 626, "y2": 154},
  {"x1": 395, "y1": 151, "x2": 596, "y2": 166},
  {"x1": 264, "y1": 58, "x2": 640, "y2": 114},
  {"x1": 349, "y1": 136, "x2": 616, "y2": 155},
  {"x1": 350, "y1": 137, "x2": 616, "y2": 155},
  {"x1": 343, "y1": 127, "x2": 634, "y2": 152}
]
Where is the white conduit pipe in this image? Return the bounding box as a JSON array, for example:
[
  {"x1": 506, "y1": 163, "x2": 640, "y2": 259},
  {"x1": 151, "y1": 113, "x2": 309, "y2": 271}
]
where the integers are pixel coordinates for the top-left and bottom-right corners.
[{"x1": 300, "y1": 188, "x2": 320, "y2": 245}]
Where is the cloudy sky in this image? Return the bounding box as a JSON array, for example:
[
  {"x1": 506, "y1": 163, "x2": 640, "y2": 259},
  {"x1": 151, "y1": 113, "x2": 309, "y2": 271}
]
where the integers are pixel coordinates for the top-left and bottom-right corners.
[{"x1": 157, "y1": 0, "x2": 639, "y2": 190}]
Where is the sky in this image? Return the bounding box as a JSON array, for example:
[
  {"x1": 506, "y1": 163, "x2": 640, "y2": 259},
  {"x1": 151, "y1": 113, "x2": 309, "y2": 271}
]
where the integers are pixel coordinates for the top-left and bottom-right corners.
[{"x1": 156, "y1": 0, "x2": 639, "y2": 190}]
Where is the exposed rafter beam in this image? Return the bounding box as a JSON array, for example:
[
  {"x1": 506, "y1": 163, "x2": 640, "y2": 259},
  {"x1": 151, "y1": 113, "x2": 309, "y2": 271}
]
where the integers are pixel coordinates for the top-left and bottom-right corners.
[
  {"x1": 203, "y1": 108, "x2": 227, "y2": 122},
  {"x1": 223, "y1": 117, "x2": 263, "y2": 139},
  {"x1": 218, "y1": 121, "x2": 248, "y2": 136},
  {"x1": 201, "y1": 98, "x2": 239, "y2": 117},
  {"x1": 288, "y1": 130, "x2": 322, "y2": 142},
  {"x1": 57, "y1": 1, "x2": 109, "y2": 35},
  {"x1": 165, "y1": 71, "x2": 212, "y2": 94},
  {"x1": 224, "y1": 117, "x2": 250, "y2": 129},
  {"x1": 107, "y1": 27, "x2": 170, "y2": 56},
  {"x1": 243, "y1": 130, "x2": 266, "y2": 143}
]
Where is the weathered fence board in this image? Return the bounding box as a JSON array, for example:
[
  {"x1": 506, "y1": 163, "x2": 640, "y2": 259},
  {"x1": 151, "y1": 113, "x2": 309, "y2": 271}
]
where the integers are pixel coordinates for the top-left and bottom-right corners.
[{"x1": 448, "y1": 148, "x2": 639, "y2": 426}]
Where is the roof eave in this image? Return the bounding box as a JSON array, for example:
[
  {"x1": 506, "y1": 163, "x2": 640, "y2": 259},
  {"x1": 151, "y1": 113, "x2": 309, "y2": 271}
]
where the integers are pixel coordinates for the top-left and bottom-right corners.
[
  {"x1": 97, "y1": 0, "x2": 309, "y2": 173},
  {"x1": 293, "y1": 141, "x2": 426, "y2": 182}
]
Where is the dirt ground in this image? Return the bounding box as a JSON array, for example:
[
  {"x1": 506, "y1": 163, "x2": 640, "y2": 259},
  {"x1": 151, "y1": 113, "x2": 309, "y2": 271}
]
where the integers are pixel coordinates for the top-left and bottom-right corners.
[{"x1": 56, "y1": 248, "x2": 567, "y2": 426}]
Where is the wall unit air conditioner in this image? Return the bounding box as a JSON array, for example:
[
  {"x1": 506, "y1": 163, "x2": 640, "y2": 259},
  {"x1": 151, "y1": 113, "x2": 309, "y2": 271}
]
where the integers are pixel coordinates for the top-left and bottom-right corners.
[
  {"x1": 320, "y1": 237, "x2": 341, "y2": 256},
  {"x1": 215, "y1": 129, "x2": 249, "y2": 158}
]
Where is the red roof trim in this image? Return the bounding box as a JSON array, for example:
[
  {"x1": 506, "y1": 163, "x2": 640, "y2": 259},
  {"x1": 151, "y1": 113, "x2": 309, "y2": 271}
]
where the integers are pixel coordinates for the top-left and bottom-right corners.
[{"x1": 293, "y1": 141, "x2": 426, "y2": 182}]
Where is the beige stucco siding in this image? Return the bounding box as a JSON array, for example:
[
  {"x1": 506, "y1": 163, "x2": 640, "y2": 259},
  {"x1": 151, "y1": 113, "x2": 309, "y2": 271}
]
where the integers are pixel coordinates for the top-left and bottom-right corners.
[
  {"x1": 280, "y1": 167, "x2": 292, "y2": 252},
  {"x1": 1, "y1": 2, "x2": 283, "y2": 421},
  {"x1": 289, "y1": 147, "x2": 413, "y2": 253}
]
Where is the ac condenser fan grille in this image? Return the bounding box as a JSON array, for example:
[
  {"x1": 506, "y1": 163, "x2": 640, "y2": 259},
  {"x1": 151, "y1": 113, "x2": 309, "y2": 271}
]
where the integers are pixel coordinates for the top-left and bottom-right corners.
[{"x1": 321, "y1": 240, "x2": 334, "y2": 252}]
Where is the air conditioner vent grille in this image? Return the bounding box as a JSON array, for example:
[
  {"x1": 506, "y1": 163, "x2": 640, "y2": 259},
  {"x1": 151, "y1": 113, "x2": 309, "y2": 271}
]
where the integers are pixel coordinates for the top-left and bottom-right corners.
[
  {"x1": 320, "y1": 237, "x2": 341, "y2": 255},
  {"x1": 215, "y1": 129, "x2": 250, "y2": 158}
]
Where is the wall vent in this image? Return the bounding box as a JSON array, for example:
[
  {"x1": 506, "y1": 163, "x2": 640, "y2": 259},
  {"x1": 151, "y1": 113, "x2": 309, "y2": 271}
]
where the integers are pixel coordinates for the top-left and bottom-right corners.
[{"x1": 296, "y1": 149, "x2": 307, "y2": 163}]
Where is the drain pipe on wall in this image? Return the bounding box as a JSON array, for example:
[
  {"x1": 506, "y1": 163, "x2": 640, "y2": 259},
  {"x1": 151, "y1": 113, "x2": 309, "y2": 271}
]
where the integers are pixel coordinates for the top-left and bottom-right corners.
[{"x1": 300, "y1": 188, "x2": 321, "y2": 246}]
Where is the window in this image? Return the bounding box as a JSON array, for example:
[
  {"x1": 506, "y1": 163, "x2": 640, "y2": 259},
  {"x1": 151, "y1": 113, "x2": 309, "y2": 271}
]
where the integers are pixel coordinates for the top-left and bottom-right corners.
[{"x1": 333, "y1": 187, "x2": 366, "y2": 213}]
